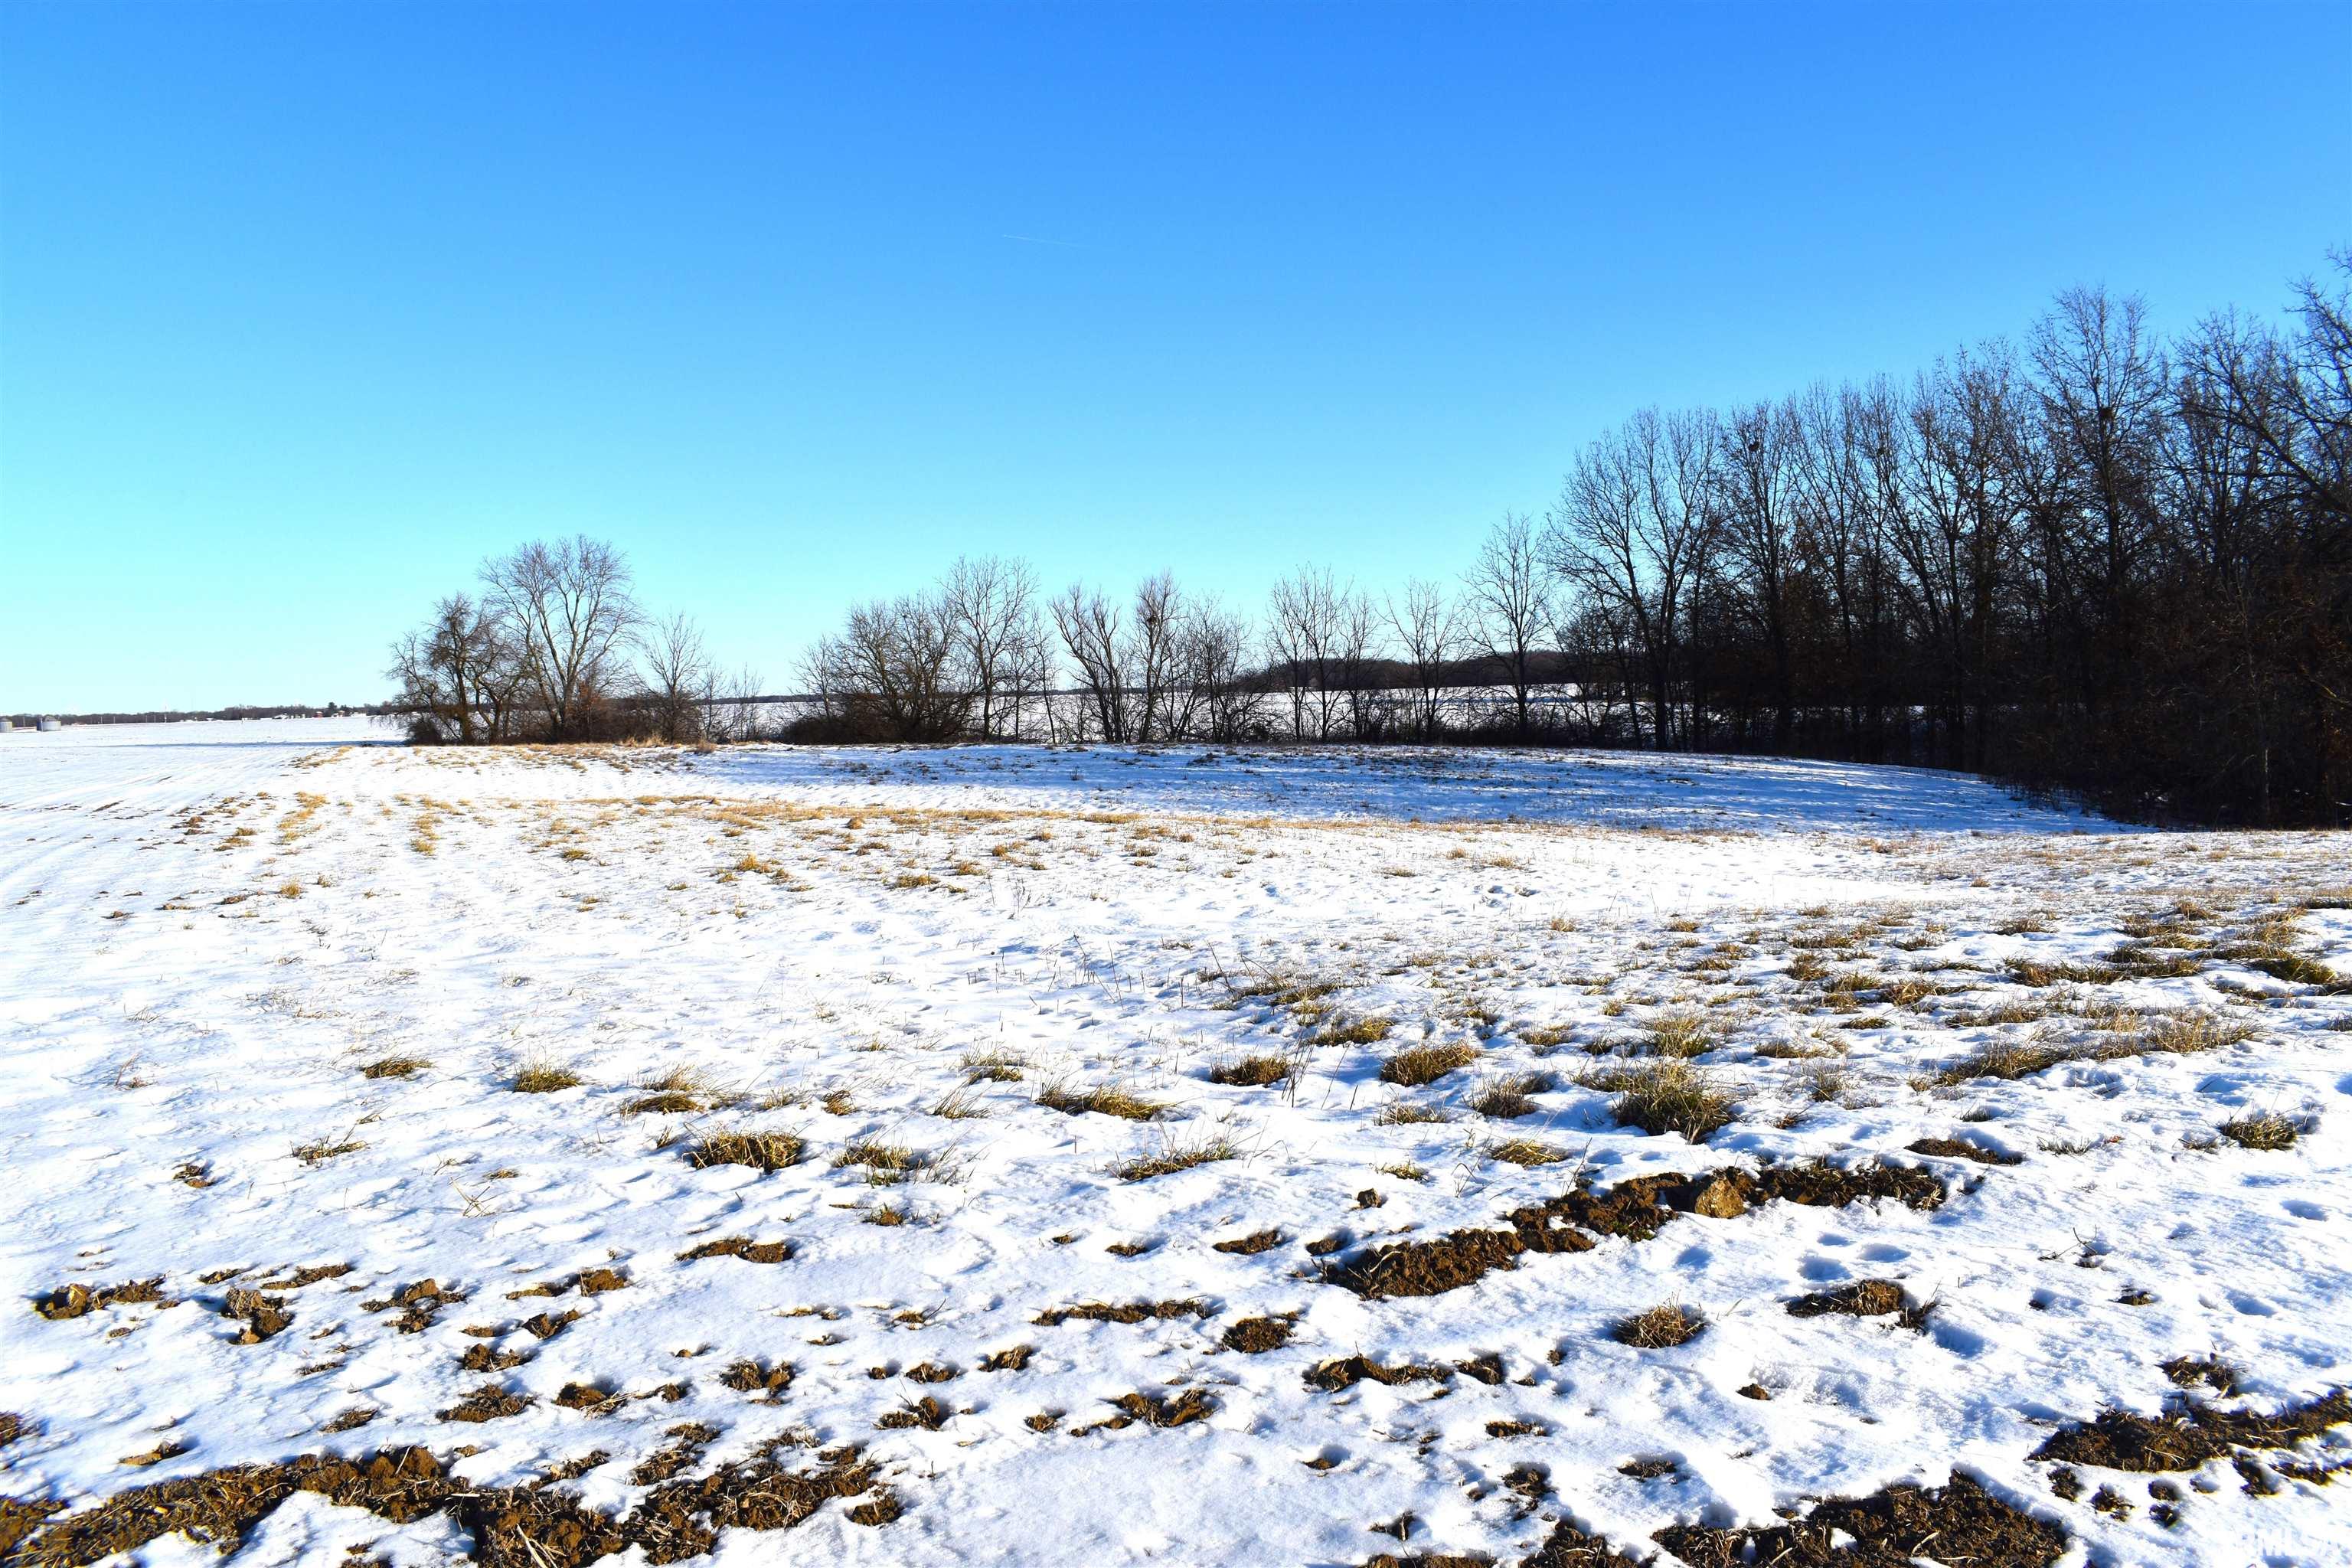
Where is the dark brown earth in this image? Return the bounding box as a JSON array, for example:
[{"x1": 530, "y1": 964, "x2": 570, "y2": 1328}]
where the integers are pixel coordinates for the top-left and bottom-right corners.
[
  {"x1": 1653, "y1": 1472, "x2": 2066, "y2": 1567},
  {"x1": 10, "y1": 1441, "x2": 886, "y2": 1568},
  {"x1": 2030, "y1": 1390, "x2": 2352, "y2": 1472},
  {"x1": 1330, "y1": 1161, "x2": 1945, "y2": 1298}
]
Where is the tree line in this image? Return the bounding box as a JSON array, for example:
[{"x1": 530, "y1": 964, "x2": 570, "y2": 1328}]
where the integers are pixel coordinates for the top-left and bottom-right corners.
[{"x1": 390, "y1": 253, "x2": 2351, "y2": 825}]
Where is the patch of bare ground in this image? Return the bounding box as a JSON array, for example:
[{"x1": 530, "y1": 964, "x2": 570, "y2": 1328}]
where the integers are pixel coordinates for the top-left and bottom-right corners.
[
  {"x1": 1784, "y1": 1279, "x2": 1932, "y2": 1329},
  {"x1": 1305, "y1": 1353, "x2": 1503, "y2": 1392},
  {"x1": 34, "y1": 1279, "x2": 171, "y2": 1320},
  {"x1": 1651, "y1": 1472, "x2": 2064, "y2": 1567},
  {"x1": 1034, "y1": 1298, "x2": 1209, "y2": 1327},
  {"x1": 1518, "y1": 1518, "x2": 1642, "y2": 1567},
  {"x1": 1906, "y1": 1136, "x2": 2020, "y2": 1165},
  {"x1": 1331, "y1": 1161, "x2": 1942, "y2": 1298},
  {"x1": 1221, "y1": 1315, "x2": 1296, "y2": 1354},
  {"x1": 1073, "y1": 1389, "x2": 1217, "y2": 1432},
  {"x1": 2030, "y1": 1388, "x2": 2352, "y2": 1472},
  {"x1": 675, "y1": 1236, "x2": 791, "y2": 1264},
  {"x1": 10, "y1": 1440, "x2": 889, "y2": 1568},
  {"x1": 1212, "y1": 1227, "x2": 1284, "y2": 1255}
]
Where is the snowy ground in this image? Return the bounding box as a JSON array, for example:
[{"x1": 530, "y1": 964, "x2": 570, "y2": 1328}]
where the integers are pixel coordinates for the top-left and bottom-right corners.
[{"x1": 2, "y1": 719, "x2": 2347, "y2": 1567}]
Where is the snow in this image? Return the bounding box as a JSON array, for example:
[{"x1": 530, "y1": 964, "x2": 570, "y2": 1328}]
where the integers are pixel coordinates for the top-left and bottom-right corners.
[{"x1": 2, "y1": 720, "x2": 2347, "y2": 1566}]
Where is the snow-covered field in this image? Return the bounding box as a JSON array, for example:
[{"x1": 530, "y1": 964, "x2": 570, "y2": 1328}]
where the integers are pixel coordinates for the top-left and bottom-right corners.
[{"x1": 3, "y1": 719, "x2": 2347, "y2": 1567}]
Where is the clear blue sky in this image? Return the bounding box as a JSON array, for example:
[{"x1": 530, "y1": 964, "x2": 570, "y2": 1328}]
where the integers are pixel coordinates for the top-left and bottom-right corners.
[{"x1": 3, "y1": 2, "x2": 2347, "y2": 712}]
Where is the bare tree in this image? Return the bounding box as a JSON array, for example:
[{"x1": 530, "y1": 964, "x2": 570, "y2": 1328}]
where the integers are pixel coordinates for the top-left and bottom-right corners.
[
  {"x1": 1463, "y1": 512, "x2": 1555, "y2": 738},
  {"x1": 1051, "y1": 583, "x2": 1129, "y2": 741},
  {"x1": 639, "y1": 612, "x2": 711, "y2": 743},
  {"x1": 479, "y1": 536, "x2": 642, "y2": 739},
  {"x1": 808, "y1": 593, "x2": 971, "y2": 740},
  {"x1": 1266, "y1": 567, "x2": 1347, "y2": 739},
  {"x1": 1131, "y1": 572, "x2": 1184, "y2": 741},
  {"x1": 943, "y1": 555, "x2": 1042, "y2": 740},
  {"x1": 386, "y1": 593, "x2": 517, "y2": 743},
  {"x1": 1385, "y1": 577, "x2": 1455, "y2": 740}
]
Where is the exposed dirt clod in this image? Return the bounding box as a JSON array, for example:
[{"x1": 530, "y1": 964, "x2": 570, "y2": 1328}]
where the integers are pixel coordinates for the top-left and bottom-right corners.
[
  {"x1": 2030, "y1": 1390, "x2": 2352, "y2": 1472},
  {"x1": 1034, "y1": 1298, "x2": 1209, "y2": 1327},
  {"x1": 34, "y1": 1279, "x2": 170, "y2": 1321},
  {"x1": 675, "y1": 1237, "x2": 791, "y2": 1265},
  {"x1": 1651, "y1": 1472, "x2": 2066, "y2": 1567}
]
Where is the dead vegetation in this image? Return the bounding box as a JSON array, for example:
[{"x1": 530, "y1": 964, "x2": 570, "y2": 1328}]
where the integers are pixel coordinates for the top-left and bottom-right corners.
[
  {"x1": 1611, "y1": 1302, "x2": 1705, "y2": 1349},
  {"x1": 1379, "y1": 1042, "x2": 1479, "y2": 1087},
  {"x1": 1331, "y1": 1161, "x2": 1942, "y2": 1299},
  {"x1": 2219, "y1": 1112, "x2": 2303, "y2": 1151},
  {"x1": 8, "y1": 1439, "x2": 890, "y2": 1568},
  {"x1": 1207, "y1": 1054, "x2": 1293, "y2": 1088},
  {"x1": 1583, "y1": 1060, "x2": 1734, "y2": 1141},
  {"x1": 1036, "y1": 1079, "x2": 1165, "y2": 1121},
  {"x1": 1653, "y1": 1472, "x2": 2066, "y2": 1567},
  {"x1": 684, "y1": 1129, "x2": 805, "y2": 1172},
  {"x1": 1110, "y1": 1130, "x2": 1240, "y2": 1181},
  {"x1": 511, "y1": 1057, "x2": 585, "y2": 1093},
  {"x1": 2031, "y1": 1388, "x2": 2352, "y2": 1472}
]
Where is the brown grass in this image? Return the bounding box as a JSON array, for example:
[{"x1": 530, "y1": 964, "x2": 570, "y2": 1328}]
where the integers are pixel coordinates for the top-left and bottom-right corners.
[
  {"x1": 2219, "y1": 1112, "x2": 2301, "y2": 1151},
  {"x1": 1612, "y1": 1302, "x2": 1705, "y2": 1348},
  {"x1": 1587, "y1": 1060, "x2": 1733, "y2": 1142},
  {"x1": 1642, "y1": 1009, "x2": 1719, "y2": 1058},
  {"x1": 360, "y1": 1057, "x2": 429, "y2": 1080},
  {"x1": 685, "y1": 1129, "x2": 805, "y2": 1172},
  {"x1": 1207, "y1": 1054, "x2": 1293, "y2": 1088},
  {"x1": 1378, "y1": 1042, "x2": 1479, "y2": 1087},
  {"x1": 1110, "y1": 1131, "x2": 1240, "y2": 1181},
  {"x1": 511, "y1": 1057, "x2": 584, "y2": 1094},
  {"x1": 1310, "y1": 1014, "x2": 1395, "y2": 1046},
  {"x1": 1486, "y1": 1138, "x2": 1569, "y2": 1168},
  {"x1": 1036, "y1": 1079, "x2": 1165, "y2": 1120}
]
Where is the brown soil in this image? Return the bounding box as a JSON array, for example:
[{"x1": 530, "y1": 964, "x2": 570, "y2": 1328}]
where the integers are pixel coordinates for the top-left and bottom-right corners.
[
  {"x1": 717, "y1": 1361, "x2": 793, "y2": 1396},
  {"x1": 629, "y1": 1425, "x2": 717, "y2": 1485},
  {"x1": 1223, "y1": 1316, "x2": 1295, "y2": 1354},
  {"x1": 1213, "y1": 1229, "x2": 1285, "y2": 1255},
  {"x1": 1, "y1": 1414, "x2": 30, "y2": 1452},
  {"x1": 1906, "y1": 1137, "x2": 2021, "y2": 1166},
  {"x1": 978, "y1": 1344, "x2": 1034, "y2": 1371},
  {"x1": 903, "y1": 1361, "x2": 959, "y2": 1383},
  {"x1": 552, "y1": 1384, "x2": 623, "y2": 1416},
  {"x1": 363, "y1": 1279, "x2": 467, "y2": 1334},
  {"x1": 1102, "y1": 1390, "x2": 1216, "y2": 1428},
  {"x1": 34, "y1": 1279, "x2": 170, "y2": 1321},
  {"x1": 875, "y1": 1396, "x2": 950, "y2": 1430},
  {"x1": 1331, "y1": 1162, "x2": 1942, "y2": 1299},
  {"x1": 440, "y1": 1386, "x2": 533, "y2": 1423},
  {"x1": 1034, "y1": 1298, "x2": 1208, "y2": 1326},
  {"x1": 459, "y1": 1345, "x2": 532, "y2": 1374},
  {"x1": 1305, "y1": 1355, "x2": 1455, "y2": 1393},
  {"x1": 675, "y1": 1238, "x2": 792, "y2": 1265},
  {"x1": 2030, "y1": 1390, "x2": 2352, "y2": 1472},
  {"x1": 524, "y1": 1310, "x2": 582, "y2": 1341},
  {"x1": 2161, "y1": 1355, "x2": 2241, "y2": 1396},
  {"x1": 221, "y1": 1289, "x2": 292, "y2": 1344},
  {"x1": 1519, "y1": 1517, "x2": 1642, "y2": 1567},
  {"x1": 1652, "y1": 1472, "x2": 2066, "y2": 1567},
  {"x1": 13, "y1": 1437, "x2": 889, "y2": 1568}
]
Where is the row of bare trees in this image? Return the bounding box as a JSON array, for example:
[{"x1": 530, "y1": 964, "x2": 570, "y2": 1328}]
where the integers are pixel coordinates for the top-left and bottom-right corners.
[
  {"x1": 392, "y1": 254, "x2": 2350, "y2": 824},
  {"x1": 388, "y1": 537, "x2": 760, "y2": 744}
]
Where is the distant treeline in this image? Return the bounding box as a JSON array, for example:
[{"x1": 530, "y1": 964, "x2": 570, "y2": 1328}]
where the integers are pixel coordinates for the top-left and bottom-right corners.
[
  {"x1": 390, "y1": 253, "x2": 2350, "y2": 826},
  {"x1": 4, "y1": 704, "x2": 383, "y2": 727}
]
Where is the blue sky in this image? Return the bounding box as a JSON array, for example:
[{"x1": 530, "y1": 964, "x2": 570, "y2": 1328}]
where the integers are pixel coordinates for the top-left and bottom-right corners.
[{"x1": 3, "y1": 2, "x2": 2346, "y2": 712}]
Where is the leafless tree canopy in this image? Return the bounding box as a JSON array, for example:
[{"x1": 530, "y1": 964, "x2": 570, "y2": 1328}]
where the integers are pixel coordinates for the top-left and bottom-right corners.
[{"x1": 385, "y1": 254, "x2": 2352, "y2": 825}]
